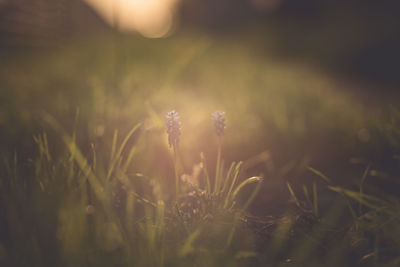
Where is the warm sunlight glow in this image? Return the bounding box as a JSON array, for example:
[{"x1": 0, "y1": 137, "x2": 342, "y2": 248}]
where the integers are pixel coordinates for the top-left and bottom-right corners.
[{"x1": 84, "y1": 0, "x2": 179, "y2": 37}]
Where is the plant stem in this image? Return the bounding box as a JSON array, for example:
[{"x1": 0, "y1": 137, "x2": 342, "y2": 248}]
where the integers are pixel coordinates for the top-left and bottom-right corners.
[
  {"x1": 214, "y1": 137, "x2": 222, "y2": 193},
  {"x1": 174, "y1": 144, "x2": 179, "y2": 201},
  {"x1": 200, "y1": 152, "x2": 211, "y2": 193}
]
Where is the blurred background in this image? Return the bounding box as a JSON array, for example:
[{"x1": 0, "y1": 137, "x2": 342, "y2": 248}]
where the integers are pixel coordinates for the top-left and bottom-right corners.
[
  {"x1": 1, "y1": 0, "x2": 400, "y2": 83},
  {"x1": 1, "y1": 0, "x2": 400, "y2": 79},
  {"x1": 0, "y1": 0, "x2": 400, "y2": 212}
]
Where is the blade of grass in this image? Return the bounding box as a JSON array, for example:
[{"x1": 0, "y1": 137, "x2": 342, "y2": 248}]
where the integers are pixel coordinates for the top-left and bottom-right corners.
[
  {"x1": 179, "y1": 227, "x2": 202, "y2": 258},
  {"x1": 231, "y1": 176, "x2": 262, "y2": 202},
  {"x1": 110, "y1": 129, "x2": 119, "y2": 163},
  {"x1": 328, "y1": 186, "x2": 390, "y2": 212},
  {"x1": 200, "y1": 152, "x2": 211, "y2": 194},
  {"x1": 224, "y1": 161, "x2": 243, "y2": 208},
  {"x1": 308, "y1": 167, "x2": 332, "y2": 184},
  {"x1": 107, "y1": 123, "x2": 141, "y2": 181},
  {"x1": 226, "y1": 212, "x2": 240, "y2": 248},
  {"x1": 44, "y1": 113, "x2": 132, "y2": 248},
  {"x1": 242, "y1": 177, "x2": 263, "y2": 211},
  {"x1": 359, "y1": 164, "x2": 371, "y2": 215},
  {"x1": 43, "y1": 113, "x2": 105, "y2": 203},
  {"x1": 287, "y1": 182, "x2": 302, "y2": 209},
  {"x1": 221, "y1": 162, "x2": 236, "y2": 195},
  {"x1": 214, "y1": 137, "x2": 222, "y2": 193},
  {"x1": 121, "y1": 146, "x2": 138, "y2": 174},
  {"x1": 313, "y1": 182, "x2": 318, "y2": 217}
]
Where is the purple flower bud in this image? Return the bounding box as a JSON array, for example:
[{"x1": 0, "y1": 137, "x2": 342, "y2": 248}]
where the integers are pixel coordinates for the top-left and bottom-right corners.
[
  {"x1": 166, "y1": 110, "x2": 181, "y2": 148},
  {"x1": 212, "y1": 111, "x2": 225, "y2": 136}
]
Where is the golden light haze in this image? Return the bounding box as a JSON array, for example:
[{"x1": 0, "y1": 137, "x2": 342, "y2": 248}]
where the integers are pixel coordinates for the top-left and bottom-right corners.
[{"x1": 84, "y1": 0, "x2": 180, "y2": 37}]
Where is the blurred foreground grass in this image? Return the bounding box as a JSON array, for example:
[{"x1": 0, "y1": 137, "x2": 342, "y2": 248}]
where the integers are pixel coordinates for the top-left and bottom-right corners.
[{"x1": 0, "y1": 31, "x2": 400, "y2": 266}]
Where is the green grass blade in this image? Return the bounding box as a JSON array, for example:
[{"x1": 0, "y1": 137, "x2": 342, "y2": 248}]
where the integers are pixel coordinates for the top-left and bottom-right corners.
[
  {"x1": 313, "y1": 182, "x2": 318, "y2": 217},
  {"x1": 226, "y1": 212, "x2": 240, "y2": 247},
  {"x1": 42, "y1": 113, "x2": 106, "y2": 203},
  {"x1": 178, "y1": 227, "x2": 202, "y2": 258},
  {"x1": 287, "y1": 182, "x2": 302, "y2": 209},
  {"x1": 242, "y1": 177, "x2": 263, "y2": 211},
  {"x1": 110, "y1": 129, "x2": 119, "y2": 164},
  {"x1": 231, "y1": 176, "x2": 262, "y2": 203},
  {"x1": 308, "y1": 167, "x2": 332, "y2": 184},
  {"x1": 224, "y1": 161, "x2": 243, "y2": 208},
  {"x1": 359, "y1": 164, "x2": 371, "y2": 215},
  {"x1": 328, "y1": 186, "x2": 390, "y2": 212},
  {"x1": 221, "y1": 161, "x2": 236, "y2": 194},
  {"x1": 214, "y1": 138, "x2": 222, "y2": 193},
  {"x1": 200, "y1": 152, "x2": 211, "y2": 193},
  {"x1": 107, "y1": 123, "x2": 141, "y2": 180},
  {"x1": 121, "y1": 145, "x2": 139, "y2": 173}
]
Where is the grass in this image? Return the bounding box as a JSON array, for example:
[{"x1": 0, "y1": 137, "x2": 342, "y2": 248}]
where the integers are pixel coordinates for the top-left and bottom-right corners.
[
  {"x1": 0, "y1": 31, "x2": 400, "y2": 266},
  {"x1": 0, "y1": 111, "x2": 264, "y2": 266}
]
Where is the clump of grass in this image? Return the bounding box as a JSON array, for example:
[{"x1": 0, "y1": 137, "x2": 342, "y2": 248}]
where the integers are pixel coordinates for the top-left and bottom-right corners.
[
  {"x1": 2, "y1": 107, "x2": 400, "y2": 267},
  {"x1": 0, "y1": 111, "x2": 262, "y2": 266},
  {"x1": 170, "y1": 111, "x2": 263, "y2": 252},
  {"x1": 170, "y1": 111, "x2": 263, "y2": 235}
]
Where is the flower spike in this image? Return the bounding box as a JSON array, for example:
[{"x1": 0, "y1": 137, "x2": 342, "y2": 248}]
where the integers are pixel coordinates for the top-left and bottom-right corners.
[
  {"x1": 212, "y1": 111, "x2": 225, "y2": 136},
  {"x1": 166, "y1": 110, "x2": 181, "y2": 148}
]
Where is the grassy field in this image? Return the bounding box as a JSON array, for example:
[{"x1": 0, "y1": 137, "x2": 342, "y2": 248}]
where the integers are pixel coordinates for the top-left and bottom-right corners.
[{"x1": 0, "y1": 31, "x2": 400, "y2": 266}]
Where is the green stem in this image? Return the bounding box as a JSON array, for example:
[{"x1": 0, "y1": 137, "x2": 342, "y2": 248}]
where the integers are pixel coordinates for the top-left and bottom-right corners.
[
  {"x1": 200, "y1": 152, "x2": 211, "y2": 194},
  {"x1": 214, "y1": 137, "x2": 222, "y2": 193},
  {"x1": 174, "y1": 144, "x2": 179, "y2": 201}
]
